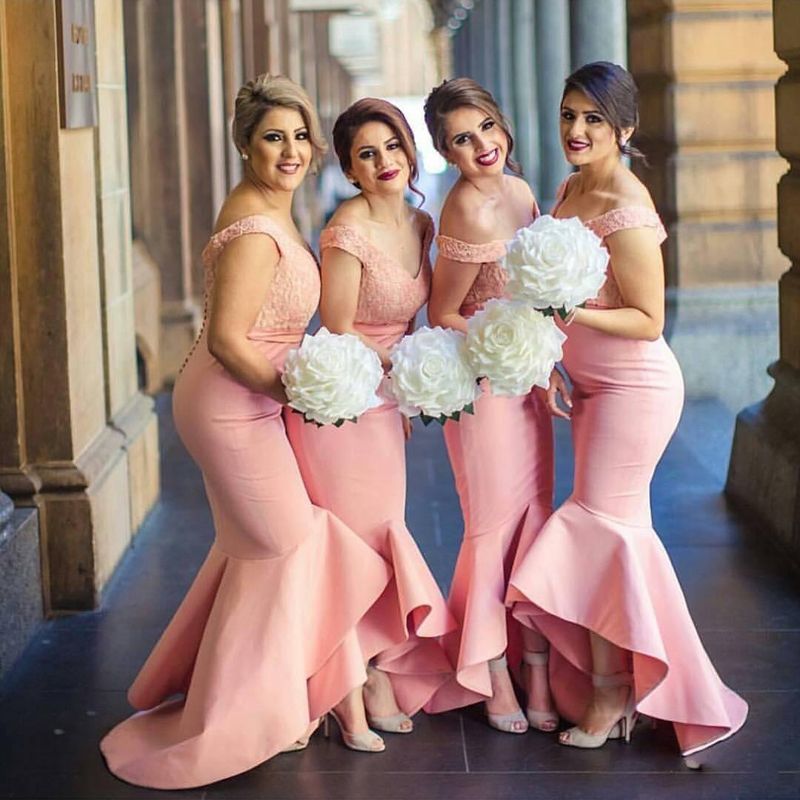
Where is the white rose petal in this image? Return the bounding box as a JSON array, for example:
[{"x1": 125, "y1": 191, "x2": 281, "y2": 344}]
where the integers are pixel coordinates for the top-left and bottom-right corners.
[
  {"x1": 282, "y1": 328, "x2": 383, "y2": 425},
  {"x1": 388, "y1": 326, "x2": 479, "y2": 420},
  {"x1": 503, "y1": 214, "x2": 609, "y2": 312},
  {"x1": 464, "y1": 299, "x2": 567, "y2": 397}
]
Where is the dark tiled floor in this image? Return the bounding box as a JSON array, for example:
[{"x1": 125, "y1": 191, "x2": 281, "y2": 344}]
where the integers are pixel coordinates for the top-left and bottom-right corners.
[{"x1": 1, "y1": 394, "x2": 799, "y2": 800}]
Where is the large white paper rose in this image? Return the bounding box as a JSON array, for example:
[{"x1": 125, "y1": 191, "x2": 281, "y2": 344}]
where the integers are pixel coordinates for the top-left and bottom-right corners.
[
  {"x1": 465, "y1": 299, "x2": 567, "y2": 397},
  {"x1": 388, "y1": 326, "x2": 479, "y2": 422},
  {"x1": 282, "y1": 328, "x2": 383, "y2": 426},
  {"x1": 503, "y1": 214, "x2": 609, "y2": 312}
]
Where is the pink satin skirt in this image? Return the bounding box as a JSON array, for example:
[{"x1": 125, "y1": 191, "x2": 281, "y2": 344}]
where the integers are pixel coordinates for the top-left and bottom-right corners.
[
  {"x1": 509, "y1": 322, "x2": 748, "y2": 754},
  {"x1": 100, "y1": 330, "x2": 391, "y2": 789},
  {"x1": 284, "y1": 322, "x2": 454, "y2": 714},
  {"x1": 425, "y1": 369, "x2": 554, "y2": 713}
]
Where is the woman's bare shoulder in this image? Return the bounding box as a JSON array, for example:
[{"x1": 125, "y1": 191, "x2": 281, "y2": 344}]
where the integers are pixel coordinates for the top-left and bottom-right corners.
[
  {"x1": 439, "y1": 182, "x2": 499, "y2": 243},
  {"x1": 327, "y1": 196, "x2": 370, "y2": 229}
]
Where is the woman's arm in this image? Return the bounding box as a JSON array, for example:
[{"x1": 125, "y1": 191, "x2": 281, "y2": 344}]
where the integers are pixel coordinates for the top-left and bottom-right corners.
[
  {"x1": 206, "y1": 233, "x2": 288, "y2": 403},
  {"x1": 570, "y1": 227, "x2": 665, "y2": 341},
  {"x1": 319, "y1": 246, "x2": 392, "y2": 367},
  {"x1": 427, "y1": 256, "x2": 481, "y2": 333}
]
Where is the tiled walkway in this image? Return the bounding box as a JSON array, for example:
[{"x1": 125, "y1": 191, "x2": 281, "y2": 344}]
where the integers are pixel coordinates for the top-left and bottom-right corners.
[{"x1": 1, "y1": 394, "x2": 799, "y2": 800}]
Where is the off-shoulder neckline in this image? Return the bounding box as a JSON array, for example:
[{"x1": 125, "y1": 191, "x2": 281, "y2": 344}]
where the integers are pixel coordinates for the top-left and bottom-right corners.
[
  {"x1": 553, "y1": 175, "x2": 659, "y2": 226},
  {"x1": 322, "y1": 218, "x2": 432, "y2": 281},
  {"x1": 208, "y1": 213, "x2": 313, "y2": 256}
]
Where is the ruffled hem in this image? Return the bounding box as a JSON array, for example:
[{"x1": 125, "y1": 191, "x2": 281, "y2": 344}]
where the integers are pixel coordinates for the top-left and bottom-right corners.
[
  {"x1": 100, "y1": 508, "x2": 392, "y2": 790},
  {"x1": 425, "y1": 503, "x2": 550, "y2": 713},
  {"x1": 356, "y1": 520, "x2": 456, "y2": 714},
  {"x1": 508, "y1": 499, "x2": 748, "y2": 755}
]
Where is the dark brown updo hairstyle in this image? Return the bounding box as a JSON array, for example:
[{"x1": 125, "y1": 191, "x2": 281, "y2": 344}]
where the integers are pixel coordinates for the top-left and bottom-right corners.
[
  {"x1": 562, "y1": 62, "x2": 646, "y2": 163},
  {"x1": 232, "y1": 74, "x2": 327, "y2": 173},
  {"x1": 332, "y1": 98, "x2": 424, "y2": 203},
  {"x1": 423, "y1": 78, "x2": 522, "y2": 175}
]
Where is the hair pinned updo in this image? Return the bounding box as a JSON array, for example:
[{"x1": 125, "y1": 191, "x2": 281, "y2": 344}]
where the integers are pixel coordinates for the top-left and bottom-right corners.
[
  {"x1": 423, "y1": 78, "x2": 522, "y2": 175},
  {"x1": 562, "y1": 62, "x2": 646, "y2": 163},
  {"x1": 232, "y1": 74, "x2": 328, "y2": 173}
]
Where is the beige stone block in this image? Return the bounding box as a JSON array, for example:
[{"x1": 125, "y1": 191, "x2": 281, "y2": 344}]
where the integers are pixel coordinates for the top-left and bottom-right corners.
[
  {"x1": 672, "y1": 82, "x2": 777, "y2": 146},
  {"x1": 629, "y1": 1, "x2": 774, "y2": 19},
  {"x1": 673, "y1": 219, "x2": 789, "y2": 285},
  {"x1": 776, "y1": 75, "x2": 800, "y2": 161},
  {"x1": 127, "y1": 410, "x2": 160, "y2": 534},
  {"x1": 100, "y1": 190, "x2": 132, "y2": 304},
  {"x1": 670, "y1": 14, "x2": 783, "y2": 79},
  {"x1": 673, "y1": 152, "x2": 784, "y2": 216},
  {"x1": 59, "y1": 129, "x2": 105, "y2": 454},
  {"x1": 94, "y1": 0, "x2": 126, "y2": 86},
  {"x1": 774, "y1": 0, "x2": 800, "y2": 57},
  {"x1": 90, "y1": 449, "x2": 131, "y2": 593},
  {"x1": 98, "y1": 86, "x2": 130, "y2": 194},
  {"x1": 106, "y1": 295, "x2": 138, "y2": 417}
]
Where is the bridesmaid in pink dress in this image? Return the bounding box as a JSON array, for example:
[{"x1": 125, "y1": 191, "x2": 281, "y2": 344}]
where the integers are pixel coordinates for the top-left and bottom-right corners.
[
  {"x1": 422, "y1": 79, "x2": 558, "y2": 734},
  {"x1": 509, "y1": 62, "x2": 748, "y2": 754},
  {"x1": 285, "y1": 99, "x2": 454, "y2": 736},
  {"x1": 100, "y1": 76, "x2": 392, "y2": 789}
]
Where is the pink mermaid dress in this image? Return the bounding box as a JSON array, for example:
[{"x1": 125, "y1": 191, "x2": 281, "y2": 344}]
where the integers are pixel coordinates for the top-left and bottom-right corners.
[
  {"x1": 508, "y1": 196, "x2": 748, "y2": 755},
  {"x1": 424, "y1": 227, "x2": 555, "y2": 714},
  {"x1": 284, "y1": 217, "x2": 455, "y2": 715},
  {"x1": 100, "y1": 215, "x2": 392, "y2": 789}
]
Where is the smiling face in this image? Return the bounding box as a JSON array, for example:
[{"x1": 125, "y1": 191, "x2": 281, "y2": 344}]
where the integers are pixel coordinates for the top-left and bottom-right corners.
[
  {"x1": 560, "y1": 89, "x2": 632, "y2": 167},
  {"x1": 442, "y1": 105, "x2": 508, "y2": 179},
  {"x1": 243, "y1": 105, "x2": 312, "y2": 191},
  {"x1": 345, "y1": 120, "x2": 410, "y2": 196}
]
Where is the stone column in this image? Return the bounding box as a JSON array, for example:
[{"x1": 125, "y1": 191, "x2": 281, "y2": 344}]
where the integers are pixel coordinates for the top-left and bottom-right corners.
[
  {"x1": 479, "y1": 0, "x2": 497, "y2": 95},
  {"x1": 726, "y1": 0, "x2": 800, "y2": 572},
  {"x1": 569, "y1": 0, "x2": 626, "y2": 69},
  {"x1": 468, "y1": 1, "x2": 485, "y2": 85},
  {"x1": 535, "y1": 0, "x2": 571, "y2": 207},
  {"x1": 629, "y1": 2, "x2": 785, "y2": 289},
  {"x1": 494, "y1": 0, "x2": 513, "y2": 114},
  {"x1": 511, "y1": 0, "x2": 538, "y2": 186},
  {"x1": 0, "y1": 0, "x2": 158, "y2": 611}
]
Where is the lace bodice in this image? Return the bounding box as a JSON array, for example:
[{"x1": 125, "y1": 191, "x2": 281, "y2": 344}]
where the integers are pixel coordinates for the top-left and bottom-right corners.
[
  {"x1": 319, "y1": 214, "x2": 433, "y2": 326},
  {"x1": 435, "y1": 235, "x2": 509, "y2": 312},
  {"x1": 201, "y1": 215, "x2": 320, "y2": 330},
  {"x1": 553, "y1": 179, "x2": 667, "y2": 309}
]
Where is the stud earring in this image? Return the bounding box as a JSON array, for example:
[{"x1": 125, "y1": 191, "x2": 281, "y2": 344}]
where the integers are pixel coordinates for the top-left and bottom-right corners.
[{"x1": 241, "y1": 152, "x2": 249, "y2": 161}]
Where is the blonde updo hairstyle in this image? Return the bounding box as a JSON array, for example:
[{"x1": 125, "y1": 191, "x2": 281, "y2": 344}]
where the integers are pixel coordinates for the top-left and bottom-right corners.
[{"x1": 232, "y1": 74, "x2": 328, "y2": 173}]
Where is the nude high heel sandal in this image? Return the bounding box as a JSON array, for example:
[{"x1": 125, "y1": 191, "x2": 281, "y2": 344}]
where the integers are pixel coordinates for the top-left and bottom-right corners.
[
  {"x1": 365, "y1": 666, "x2": 413, "y2": 734},
  {"x1": 281, "y1": 718, "x2": 322, "y2": 752},
  {"x1": 325, "y1": 711, "x2": 386, "y2": 753},
  {"x1": 485, "y1": 655, "x2": 529, "y2": 734},
  {"x1": 522, "y1": 650, "x2": 559, "y2": 732},
  {"x1": 558, "y1": 671, "x2": 637, "y2": 749}
]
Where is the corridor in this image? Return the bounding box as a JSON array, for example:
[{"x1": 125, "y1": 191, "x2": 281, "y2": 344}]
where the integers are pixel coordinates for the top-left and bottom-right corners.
[{"x1": 0, "y1": 394, "x2": 798, "y2": 800}]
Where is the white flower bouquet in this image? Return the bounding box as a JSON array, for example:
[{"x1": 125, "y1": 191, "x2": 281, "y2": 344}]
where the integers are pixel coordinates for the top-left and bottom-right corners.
[
  {"x1": 388, "y1": 326, "x2": 479, "y2": 424},
  {"x1": 464, "y1": 299, "x2": 566, "y2": 397},
  {"x1": 282, "y1": 328, "x2": 384, "y2": 426},
  {"x1": 503, "y1": 214, "x2": 609, "y2": 317}
]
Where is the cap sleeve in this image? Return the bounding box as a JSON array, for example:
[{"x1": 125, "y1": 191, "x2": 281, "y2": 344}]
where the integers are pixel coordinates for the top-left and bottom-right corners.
[
  {"x1": 319, "y1": 225, "x2": 372, "y2": 264},
  {"x1": 436, "y1": 234, "x2": 507, "y2": 264},
  {"x1": 202, "y1": 214, "x2": 285, "y2": 266},
  {"x1": 587, "y1": 207, "x2": 667, "y2": 244}
]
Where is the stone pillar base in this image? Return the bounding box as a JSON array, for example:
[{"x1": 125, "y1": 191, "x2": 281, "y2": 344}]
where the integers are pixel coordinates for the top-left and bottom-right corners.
[
  {"x1": 0, "y1": 508, "x2": 43, "y2": 678},
  {"x1": 726, "y1": 361, "x2": 800, "y2": 574}
]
